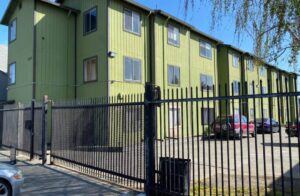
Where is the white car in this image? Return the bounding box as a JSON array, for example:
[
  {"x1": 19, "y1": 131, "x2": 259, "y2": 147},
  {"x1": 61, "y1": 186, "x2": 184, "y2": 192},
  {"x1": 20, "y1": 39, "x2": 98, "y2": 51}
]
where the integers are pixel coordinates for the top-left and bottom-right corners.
[{"x1": 0, "y1": 163, "x2": 24, "y2": 196}]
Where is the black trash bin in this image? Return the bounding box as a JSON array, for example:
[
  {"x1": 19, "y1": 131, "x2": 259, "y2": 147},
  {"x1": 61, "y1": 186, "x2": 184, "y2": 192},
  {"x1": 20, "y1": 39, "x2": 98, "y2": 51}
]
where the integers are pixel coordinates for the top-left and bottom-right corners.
[{"x1": 159, "y1": 157, "x2": 191, "y2": 195}]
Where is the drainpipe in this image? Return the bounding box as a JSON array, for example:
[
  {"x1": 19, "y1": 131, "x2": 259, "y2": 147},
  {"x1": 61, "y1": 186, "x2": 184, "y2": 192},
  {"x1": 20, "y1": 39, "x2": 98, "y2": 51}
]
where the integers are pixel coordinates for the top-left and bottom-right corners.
[
  {"x1": 32, "y1": 0, "x2": 37, "y2": 100},
  {"x1": 162, "y1": 15, "x2": 170, "y2": 90},
  {"x1": 148, "y1": 11, "x2": 155, "y2": 84},
  {"x1": 106, "y1": 0, "x2": 110, "y2": 97}
]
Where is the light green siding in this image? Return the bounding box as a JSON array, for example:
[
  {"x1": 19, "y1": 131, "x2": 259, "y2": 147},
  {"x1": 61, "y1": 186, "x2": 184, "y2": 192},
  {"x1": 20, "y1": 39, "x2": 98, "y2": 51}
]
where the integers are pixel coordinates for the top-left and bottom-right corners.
[
  {"x1": 64, "y1": 0, "x2": 109, "y2": 99},
  {"x1": 35, "y1": 2, "x2": 75, "y2": 101},
  {"x1": 108, "y1": 0, "x2": 150, "y2": 96},
  {"x1": 7, "y1": 0, "x2": 34, "y2": 103}
]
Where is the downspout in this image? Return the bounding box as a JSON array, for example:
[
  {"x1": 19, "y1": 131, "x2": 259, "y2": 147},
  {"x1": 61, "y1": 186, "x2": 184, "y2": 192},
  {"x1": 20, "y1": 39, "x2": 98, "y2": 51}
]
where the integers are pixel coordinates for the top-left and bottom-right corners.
[
  {"x1": 162, "y1": 16, "x2": 170, "y2": 90},
  {"x1": 188, "y1": 30, "x2": 191, "y2": 88},
  {"x1": 148, "y1": 11, "x2": 154, "y2": 84},
  {"x1": 106, "y1": 0, "x2": 110, "y2": 97},
  {"x1": 74, "y1": 14, "x2": 77, "y2": 99},
  {"x1": 32, "y1": 0, "x2": 37, "y2": 100}
]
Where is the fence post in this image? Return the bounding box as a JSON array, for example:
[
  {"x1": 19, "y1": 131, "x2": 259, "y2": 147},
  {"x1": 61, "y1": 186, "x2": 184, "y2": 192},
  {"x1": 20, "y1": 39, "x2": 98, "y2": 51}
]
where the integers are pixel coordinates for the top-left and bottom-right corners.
[
  {"x1": 144, "y1": 83, "x2": 159, "y2": 195},
  {"x1": 41, "y1": 95, "x2": 48, "y2": 164},
  {"x1": 30, "y1": 100, "x2": 35, "y2": 160}
]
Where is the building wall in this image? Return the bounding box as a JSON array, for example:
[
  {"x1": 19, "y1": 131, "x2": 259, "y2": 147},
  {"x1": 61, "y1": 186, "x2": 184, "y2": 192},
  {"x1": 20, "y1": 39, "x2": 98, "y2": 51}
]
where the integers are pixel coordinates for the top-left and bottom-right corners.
[
  {"x1": 108, "y1": 0, "x2": 150, "y2": 97},
  {"x1": 7, "y1": 0, "x2": 34, "y2": 103},
  {"x1": 64, "y1": 0, "x2": 109, "y2": 99},
  {"x1": 35, "y1": 2, "x2": 76, "y2": 101}
]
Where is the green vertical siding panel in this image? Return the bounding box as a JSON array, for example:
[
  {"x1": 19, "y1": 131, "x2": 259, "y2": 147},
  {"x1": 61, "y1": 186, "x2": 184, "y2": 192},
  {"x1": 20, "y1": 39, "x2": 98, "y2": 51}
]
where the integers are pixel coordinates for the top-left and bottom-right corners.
[
  {"x1": 64, "y1": 0, "x2": 108, "y2": 99},
  {"x1": 35, "y1": 2, "x2": 75, "y2": 101},
  {"x1": 109, "y1": 0, "x2": 150, "y2": 96},
  {"x1": 7, "y1": 0, "x2": 34, "y2": 103}
]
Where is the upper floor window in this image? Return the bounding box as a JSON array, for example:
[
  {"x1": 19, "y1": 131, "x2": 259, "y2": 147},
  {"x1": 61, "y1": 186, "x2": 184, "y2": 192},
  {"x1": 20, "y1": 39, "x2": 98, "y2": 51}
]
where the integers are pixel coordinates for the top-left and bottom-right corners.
[
  {"x1": 233, "y1": 80, "x2": 240, "y2": 95},
  {"x1": 168, "y1": 65, "x2": 180, "y2": 86},
  {"x1": 124, "y1": 57, "x2": 141, "y2": 82},
  {"x1": 84, "y1": 56, "x2": 97, "y2": 82},
  {"x1": 124, "y1": 9, "x2": 141, "y2": 35},
  {"x1": 200, "y1": 41, "x2": 212, "y2": 59},
  {"x1": 168, "y1": 24, "x2": 180, "y2": 46},
  {"x1": 259, "y1": 66, "x2": 266, "y2": 77},
  {"x1": 8, "y1": 62, "x2": 16, "y2": 85},
  {"x1": 84, "y1": 7, "x2": 97, "y2": 35},
  {"x1": 200, "y1": 74, "x2": 213, "y2": 90},
  {"x1": 233, "y1": 54, "x2": 240, "y2": 68},
  {"x1": 9, "y1": 19, "x2": 17, "y2": 42},
  {"x1": 247, "y1": 59, "x2": 254, "y2": 72}
]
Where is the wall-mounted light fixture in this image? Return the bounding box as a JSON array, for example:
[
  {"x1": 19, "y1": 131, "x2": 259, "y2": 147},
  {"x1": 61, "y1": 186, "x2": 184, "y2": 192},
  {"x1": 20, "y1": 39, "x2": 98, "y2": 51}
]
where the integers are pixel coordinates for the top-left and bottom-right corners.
[{"x1": 108, "y1": 51, "x2": 117, "y2": 58}]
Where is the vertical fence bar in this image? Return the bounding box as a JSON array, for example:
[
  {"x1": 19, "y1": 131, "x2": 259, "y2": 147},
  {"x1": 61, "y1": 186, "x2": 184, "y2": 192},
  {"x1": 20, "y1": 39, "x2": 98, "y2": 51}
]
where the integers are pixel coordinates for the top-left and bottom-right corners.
[{"x1": 30, "y1": 100, "x2": 35, "y2": 160}]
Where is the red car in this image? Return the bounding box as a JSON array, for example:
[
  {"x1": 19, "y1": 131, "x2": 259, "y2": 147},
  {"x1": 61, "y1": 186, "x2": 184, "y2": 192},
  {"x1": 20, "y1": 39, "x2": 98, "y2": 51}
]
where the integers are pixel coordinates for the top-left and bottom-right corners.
[
  {"x1": 285, "y1": 121, "x2": 300, "y2": 137},
  {"x1": 211, "y1": 115, "x2": 256, "y2": 139}
]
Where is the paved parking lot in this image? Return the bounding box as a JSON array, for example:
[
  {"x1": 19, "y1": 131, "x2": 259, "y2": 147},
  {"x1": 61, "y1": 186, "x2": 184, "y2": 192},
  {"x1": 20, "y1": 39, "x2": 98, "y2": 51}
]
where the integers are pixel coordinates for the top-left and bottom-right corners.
[{"x1": 0, "y1": 150, "x2": 136, "y2": 196}]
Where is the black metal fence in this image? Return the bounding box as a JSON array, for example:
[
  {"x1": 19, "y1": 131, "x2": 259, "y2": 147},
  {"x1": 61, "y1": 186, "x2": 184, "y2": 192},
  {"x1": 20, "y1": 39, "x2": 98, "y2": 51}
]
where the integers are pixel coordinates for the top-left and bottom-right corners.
[
  {"x1": 1, "y1": 79, "x2": 300, "y2": 195},
  {"x1": 50, "y1": 96, "x2": 145, "y2": 190}
]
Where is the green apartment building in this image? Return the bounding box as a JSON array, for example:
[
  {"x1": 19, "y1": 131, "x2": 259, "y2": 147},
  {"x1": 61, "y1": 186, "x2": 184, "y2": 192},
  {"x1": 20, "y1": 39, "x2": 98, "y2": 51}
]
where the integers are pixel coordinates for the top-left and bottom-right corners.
[{"x1": 1, "y1": 0, "x2": 298, "y2": 136}]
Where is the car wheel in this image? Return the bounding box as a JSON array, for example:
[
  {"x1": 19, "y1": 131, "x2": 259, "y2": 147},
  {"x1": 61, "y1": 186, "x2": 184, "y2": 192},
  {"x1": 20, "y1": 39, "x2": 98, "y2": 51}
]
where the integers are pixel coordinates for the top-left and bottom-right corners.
[
  {"x1": 251, "y1": 132, "x2": 256, "y2": 137},
  {"x1": 0, "y1": 179, "x2": 12, "y2": 196}
]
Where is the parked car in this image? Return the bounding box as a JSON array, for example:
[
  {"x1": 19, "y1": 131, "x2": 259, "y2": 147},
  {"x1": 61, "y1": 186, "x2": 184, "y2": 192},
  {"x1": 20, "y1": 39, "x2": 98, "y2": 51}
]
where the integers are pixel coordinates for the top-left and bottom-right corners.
[
  {"x1": 255, "y1": 118, "x2": 279, "y2": 133},
  {"x1": 211, "y1": 115, "x2": 255, "y2": 139},
  {"x1": 0, "y1": 163, "x2": 24, "y2": 196},
  {"x1": 285, "y1": 121, "x2": 300, "y2": 137}
]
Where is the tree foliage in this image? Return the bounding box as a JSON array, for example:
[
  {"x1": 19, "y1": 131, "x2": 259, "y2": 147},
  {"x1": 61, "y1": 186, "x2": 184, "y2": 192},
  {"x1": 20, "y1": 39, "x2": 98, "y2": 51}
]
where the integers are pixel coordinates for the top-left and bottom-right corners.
[{"x1": 184, "y1": 0, "x2": 300, "y2": 68}]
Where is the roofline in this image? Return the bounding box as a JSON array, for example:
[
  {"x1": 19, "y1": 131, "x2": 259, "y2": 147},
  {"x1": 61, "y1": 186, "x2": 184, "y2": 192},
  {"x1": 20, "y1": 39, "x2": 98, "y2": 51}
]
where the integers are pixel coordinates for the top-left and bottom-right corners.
[{"x1": 1, "y1": 0, "x2": 80, "y2": 25}]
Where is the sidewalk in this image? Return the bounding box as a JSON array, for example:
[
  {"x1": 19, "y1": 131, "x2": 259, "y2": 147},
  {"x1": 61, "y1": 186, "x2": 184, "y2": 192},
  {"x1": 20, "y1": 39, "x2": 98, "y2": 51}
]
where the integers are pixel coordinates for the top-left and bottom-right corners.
[{"x1": 0, "y1": 150, "x2": 139, "y2": 196}]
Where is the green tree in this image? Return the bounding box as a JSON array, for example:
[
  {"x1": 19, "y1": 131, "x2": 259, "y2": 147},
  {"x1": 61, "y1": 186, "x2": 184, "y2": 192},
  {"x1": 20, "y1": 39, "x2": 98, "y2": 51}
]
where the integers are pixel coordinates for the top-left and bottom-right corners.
[{"x1": 184, "y1": 0, "x2": 300, "y2": 68}]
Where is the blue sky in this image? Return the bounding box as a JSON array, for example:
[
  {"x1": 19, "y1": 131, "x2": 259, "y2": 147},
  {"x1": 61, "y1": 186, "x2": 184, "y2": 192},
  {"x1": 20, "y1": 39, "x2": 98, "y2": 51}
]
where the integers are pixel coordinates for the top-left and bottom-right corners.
[{"x1": 0, "y1": 0, "x2": 297, "y2": 73}]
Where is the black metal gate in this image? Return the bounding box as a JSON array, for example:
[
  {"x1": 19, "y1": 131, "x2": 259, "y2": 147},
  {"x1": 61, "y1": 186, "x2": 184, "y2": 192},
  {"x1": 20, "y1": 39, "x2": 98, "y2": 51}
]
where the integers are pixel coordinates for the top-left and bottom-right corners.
[{"x1": 0, "y1": 100, "x2": 47, "y2": 163}]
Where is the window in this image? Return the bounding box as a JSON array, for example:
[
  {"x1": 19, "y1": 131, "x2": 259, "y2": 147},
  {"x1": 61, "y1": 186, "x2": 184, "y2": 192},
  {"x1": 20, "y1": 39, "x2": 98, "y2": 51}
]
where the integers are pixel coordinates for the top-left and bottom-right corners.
[
  {"x1": 250, "y1": 109, "x2": 254, "y2": 119},
  {"x1": 124, "y1": 9, "x2": 141, "y2": 35},
  {"x1": 124, "y1": 57, "x2": 141, "y2": 82},
  {"x1": 262, "y1": 86, "x2": 267, "y2": 94},
  {"x1": 233, "y1": 54, "x2": 240, "y2": 68},
  {"x1": 169, "y1": 108, "x2": 181, "y2": 128},
  {"x1": 168, "y1": 65, "x2": 180, "y2": 85},
  {"x1": 168, "y1": 24, "x2": 180, "y2": 46},
  {"x1": 200, "y1": 74, "x2": 213, "y2": 90},
  {"x1": 9, "y1": 19, "x2": 17, "y2": 42},
  {"x1": 247, "y1": 59, "x2": 254, "y2": 72},
  {"x1": 233, "y1": 81, "x2": 240, "y2": 95},
  {"x1": 234, "y1": 108, "x2": 240, "y2": 115},
  {"x1": 249, "y1": 83, "x2": 254, "y2": 94},
  {"x1": 259, "y1": 66, "x2": 266, "y2": 77},
  {"x1": 263, "y1": 109, "x2": 268, "y2": 117},
  {"x1": 201, "y1": 108, "x2": 215, "y2": 125},
  {"x1": 200, "y1": 41, "x2": 212, "y2": 59},
  {"x1": 8, "y1": 63, "x2": 16, "y2": 85},
  {"x1": 84, "y1": 7, "x2": 97, "y2": 34},
  {"x1": 84, "y1": 57, "x2": 97, "y2": 82}
]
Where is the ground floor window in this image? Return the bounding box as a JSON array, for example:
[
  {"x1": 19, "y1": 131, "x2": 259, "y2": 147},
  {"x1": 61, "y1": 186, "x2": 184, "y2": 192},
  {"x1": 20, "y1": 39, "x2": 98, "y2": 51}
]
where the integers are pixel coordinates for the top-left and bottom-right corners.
[
  {"x1": 84, "y1": 56, "x2": 97, "y2": 82},
  {"x1": 169, "y1": 108, "x2": 181, "y2": 128}
]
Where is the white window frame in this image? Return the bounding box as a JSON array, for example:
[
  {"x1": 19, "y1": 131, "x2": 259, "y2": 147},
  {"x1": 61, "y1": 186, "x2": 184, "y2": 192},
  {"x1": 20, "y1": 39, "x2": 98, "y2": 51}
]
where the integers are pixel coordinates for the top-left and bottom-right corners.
[
  {"x1": 9, "y1": 18, "x2": 17, "y2": 43},
  {"x1": 199, "y1": 40, "x2": 212, "y2": 59},
  {"x1": 247, "y1": 59, "x2": 254, "y2": 72},
  {"x1": 8, "y1": 62, "x2": 16, "y2": 85},
  {"x1": 259, "y1": 66, "x2": 266, "y2": 77},
  {"x1": 84, "y1": 7, "x2": 97, "y2": 35},
  {"x1": 167, "y1": 24, "x2": 180, "y2": 47},
  {"x1": 200, "y1": 74, "x2": 213, "y2": 90},
  {"x1": 233, "y1": 80, "x2": 240, "y2": 95},
  {"x1": 233, "y1": 54, "x2": 240, "y2": 68},
  {"x1": 169, "y1": 108, "x2": 181, "y2": 128},
  {"x1": 124, "y1": 8, "x2": 141, "y2": 35},
  {"x1": 83, "y1": 56, "x2": 97, "y2": 82},
  {"x1": 124, "y1": 57, "x2": 142, "y2": 82},
  {"x1": 201, "y1": 108, "x2": 215, "y2": 125},
  {"x1": 168, "y1": 65, "x2": 180, "y2": 86}
]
